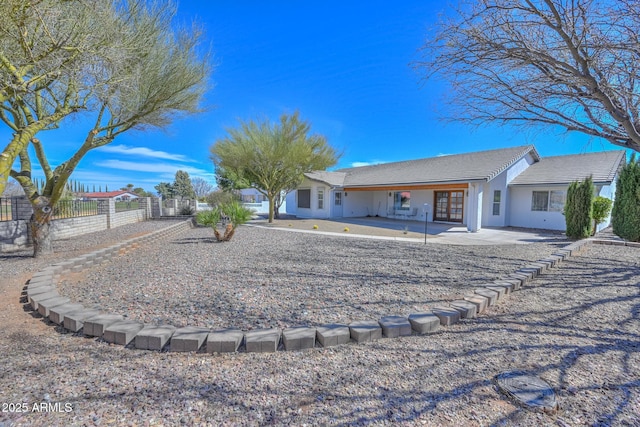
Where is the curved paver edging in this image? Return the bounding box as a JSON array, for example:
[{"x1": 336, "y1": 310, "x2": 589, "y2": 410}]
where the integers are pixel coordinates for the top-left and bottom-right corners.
[{"x1": 25, "y1": 223, "x2": 632, "y2": 354}]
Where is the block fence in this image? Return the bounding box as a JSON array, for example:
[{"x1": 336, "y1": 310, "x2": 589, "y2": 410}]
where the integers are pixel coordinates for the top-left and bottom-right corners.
[
  {"x1": 1, "y1": 197, "x2": 196, "y2": 253},
  {"x1": 24, "y1": 222, "x2": 639, "y2": 354}
]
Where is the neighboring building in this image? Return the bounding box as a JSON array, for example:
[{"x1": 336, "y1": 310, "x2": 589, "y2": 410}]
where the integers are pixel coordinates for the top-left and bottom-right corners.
[
  {"x1": 285, "y1": 145, "x2": 626, "y2": 232},
  {"x1": 83, "y1": 191, "x2": 140, "y2": 201},
  {"x1": 239, "y1": 188, "x2": 287, "y2": 215}
]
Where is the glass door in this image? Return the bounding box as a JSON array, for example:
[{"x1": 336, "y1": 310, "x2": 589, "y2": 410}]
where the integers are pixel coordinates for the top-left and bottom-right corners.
[{"x1": 434, "y1": 191, "x2": 464, "y2": 222}]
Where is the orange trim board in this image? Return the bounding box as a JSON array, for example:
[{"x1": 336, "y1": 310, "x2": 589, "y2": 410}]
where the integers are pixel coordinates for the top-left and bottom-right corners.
[{"x1": 343, "y1": 183, "x2": 469, "y2": 192}]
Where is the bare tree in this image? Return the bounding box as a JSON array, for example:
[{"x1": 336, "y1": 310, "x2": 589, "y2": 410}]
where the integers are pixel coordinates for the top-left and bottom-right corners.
[
  {"x1": 1, "y1": 179, "x2": 23, "y2": 197},
  {"x1": 415, "y1": 0, "x2": 640, "y2": 153},
  {"x1": 191, "y1": 177, "x2": 215, "y2": 200},
  {"x1": 2, "y1": 0, "x2": 211, "y2": 256}
]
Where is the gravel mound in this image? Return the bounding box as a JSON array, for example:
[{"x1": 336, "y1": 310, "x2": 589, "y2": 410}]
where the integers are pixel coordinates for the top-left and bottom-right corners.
[{"x1": 59, "y1": 225, "x2": 567, "y2": 330}]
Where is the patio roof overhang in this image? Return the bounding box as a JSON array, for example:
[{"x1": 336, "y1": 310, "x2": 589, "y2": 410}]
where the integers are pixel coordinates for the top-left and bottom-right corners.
[{"x1": 343, "y1": 182, "x2": 469, "y2": 192}]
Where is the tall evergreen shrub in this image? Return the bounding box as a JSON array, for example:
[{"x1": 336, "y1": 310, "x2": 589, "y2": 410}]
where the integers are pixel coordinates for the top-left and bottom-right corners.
[
  {"x1": 612, "y1": 154, "x2": 640, "y2": 241},
  {"x1": 565, "y1": 176, "x2": 594, "y2": 239}
]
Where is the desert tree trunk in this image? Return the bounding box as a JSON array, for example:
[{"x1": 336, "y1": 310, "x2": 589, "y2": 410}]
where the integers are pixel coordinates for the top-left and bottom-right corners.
[{"x1": 30, "y1": 196, "x2": 54, "y2": 257}]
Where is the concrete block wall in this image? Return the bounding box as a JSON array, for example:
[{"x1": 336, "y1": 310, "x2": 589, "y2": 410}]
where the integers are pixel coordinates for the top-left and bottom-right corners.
[
  {"x1": 110, "y1": 209, "x2": 147, "y2": 229},
  {"x1": 49, "y1": 215, "x2": 109, "y2": 240},
  {"x1": 25, "y1": 223, "x2": 630, "y2": 355},
  {"x1": 0, "y1": 195, "x2": 173, "y2": 252},
  {"x1": 0, "y1": 220, "x2": 30, "y2": 252}
]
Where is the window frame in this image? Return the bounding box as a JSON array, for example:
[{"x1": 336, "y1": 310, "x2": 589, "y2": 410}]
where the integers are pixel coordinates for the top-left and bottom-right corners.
[
  {"x1": 492, "y1": 190, "x2": 501, "y2": 216},
  {"x1": 297, "y1": 189, "x2": 311, "y2": 209},
  {"x1": 394, "y1": 191, "x2": 411, "y2": 211},
  {"x1": 531, "y1": 190, "x2": 565, "y2": 212}
]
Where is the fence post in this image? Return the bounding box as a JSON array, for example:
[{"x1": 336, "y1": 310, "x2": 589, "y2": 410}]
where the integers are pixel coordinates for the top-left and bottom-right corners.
[
  {"x1": 15, "y1": 196, "x2": 34, "y2": 220},
  {"x1": 137, "y1": 197, "x2": 152, "y2": 219},
  {"x1": 97, "y1": 198, "x2": 116, "y2": 228},
  {"x1": 150, "y1": 197, "x2": 162, "y2": 218},
  {"x1": 190, "y1": 199, "x2": 197, "y2": 213}
]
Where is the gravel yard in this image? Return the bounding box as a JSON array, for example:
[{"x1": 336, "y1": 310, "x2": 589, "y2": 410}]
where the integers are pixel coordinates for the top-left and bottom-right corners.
[
  {"x1": 59, "y1": 225, "x2": 567, "y2": 330},
  {"x1": 1, "y1": 221, "x2": 639, "y2": 426}
]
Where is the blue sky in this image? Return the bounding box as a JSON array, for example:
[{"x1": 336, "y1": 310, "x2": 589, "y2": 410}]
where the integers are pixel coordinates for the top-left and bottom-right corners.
[{"x1": 4, "y1": 1, "x2": 627, "y2": 193}]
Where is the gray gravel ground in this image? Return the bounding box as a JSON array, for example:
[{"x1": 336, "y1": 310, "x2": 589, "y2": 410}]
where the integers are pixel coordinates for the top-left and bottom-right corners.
[
  {"x1": 59, "y1": 225, "x2": 568, "y2": 330},
  {"x1": 1, "y1": 221, "x2": 639, "y2": 426}
]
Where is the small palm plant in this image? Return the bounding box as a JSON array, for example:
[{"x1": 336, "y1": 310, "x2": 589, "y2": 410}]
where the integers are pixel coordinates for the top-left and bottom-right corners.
[{"x1": 196, "y1": 201, "x2": 253, "y2": 242}]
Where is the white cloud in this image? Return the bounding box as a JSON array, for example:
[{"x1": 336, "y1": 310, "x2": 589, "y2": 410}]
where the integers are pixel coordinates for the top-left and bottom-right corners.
[
  {"x1": 350, "y1": 160, "x2": 388, "y2": 168},
  {"x1": 96, "y1": 159, "x2": 213, "y2": 176},
  {"x1": 97, "y1": 144, "x2": 194, "y2": 162}
]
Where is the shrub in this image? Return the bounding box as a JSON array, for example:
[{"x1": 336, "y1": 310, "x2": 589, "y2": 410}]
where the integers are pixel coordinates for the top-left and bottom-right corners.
[
  {"x1": 565, "y1": 176, "x2": 594, "y2": 239},
  {"x1": 195, "y1": 201, "x2": 253, "y2": 242},
  {"x1": 591, "y1": 196, "x2": 613, "y2": 234},
  {"x1": 612, "y1": 154, "x2": 640, "y2": 241},
  {"x1": 204, "y1": 190, "x2": 241, "y2": 209},
  {"x1": 179, "y1": 205, "x2": 195, "y2": 215},
  {"x1": 196, "y1": 209, "x2": 221, "y2": 228}
]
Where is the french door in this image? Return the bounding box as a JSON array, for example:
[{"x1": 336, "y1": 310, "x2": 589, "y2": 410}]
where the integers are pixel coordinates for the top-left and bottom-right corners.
[{"x1": 434, "y1": 191, "x2": 464, "y2": 222}]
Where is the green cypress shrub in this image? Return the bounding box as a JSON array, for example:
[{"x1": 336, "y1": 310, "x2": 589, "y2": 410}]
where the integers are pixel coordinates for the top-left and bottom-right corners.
[
  {"x1": 592, "y1": 196, "x2": 613, "y2": 234},
  {"x1": 565, "y1": 176, "x2": 594, "y2": 239},
  {"x1": 612, "y1": 154, "x2": 640, "y2": 241}
]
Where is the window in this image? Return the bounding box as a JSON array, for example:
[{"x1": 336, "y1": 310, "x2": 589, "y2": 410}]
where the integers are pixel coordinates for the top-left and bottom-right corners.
[
  {"x1": 334, "y1": 192, "x2": 342, "y2": 206},
  {"x1": 394, "y1": 191, "x2": 411, "y2": 210},
  {"x1": 298, "y1": 189, "x2": 311, "y2": 209},
  {"x1": 317, "y1": 189, "x2": 324, "y2": 209},
  {"x1": 493, "y1": 190, "x2": 501, "y2": 216},
  {"x1": 531, "y1": 190, "x2": 565, "y2": 212},
  {"x1": 549, "y1": 191, "x2": 565, "y2": 212}
]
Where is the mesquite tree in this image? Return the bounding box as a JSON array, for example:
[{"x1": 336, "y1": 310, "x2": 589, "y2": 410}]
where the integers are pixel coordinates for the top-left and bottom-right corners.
[
  {"x1": 1, "y1": 0, "x2": 211, "y2": 256},
  {"x1": 416, "y1": 0, "x2": 640, "y2": 153},
  {"x1": 210, "y1": 111, "x2": 339, "y2": 223}
]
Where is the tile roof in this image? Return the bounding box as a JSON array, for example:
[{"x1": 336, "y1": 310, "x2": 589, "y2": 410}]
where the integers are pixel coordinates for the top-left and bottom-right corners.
[
  {"x1": 305, "y1": 145, "x2": 539, "y2": 188},
  {"x1": 509, "y1": 150, "x2": 625, "y2": 186},
  {"x1": 304, "y1": 171, "x2": 347, "y2": 187},
  {"x1": 83, "y1": 190, "x2": 138, "y2": 198}
]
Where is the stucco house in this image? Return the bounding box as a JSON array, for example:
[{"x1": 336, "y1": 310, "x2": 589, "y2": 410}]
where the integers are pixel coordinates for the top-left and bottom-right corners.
[
  {"x1": 285, "y1": 145, "x2": 626, "y2": 232},
  {"x1": 83, "y1": 190, "x2": 140, "y2": 201}
]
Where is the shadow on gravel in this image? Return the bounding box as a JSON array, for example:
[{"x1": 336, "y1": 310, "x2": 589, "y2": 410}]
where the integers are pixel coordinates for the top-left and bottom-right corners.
[{"x1": 172, "y1": 237, "x2": 221, "y2": 244}]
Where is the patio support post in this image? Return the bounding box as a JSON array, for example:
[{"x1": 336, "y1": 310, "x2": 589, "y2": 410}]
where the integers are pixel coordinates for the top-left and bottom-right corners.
[{"x1": 467, "y1": 183, "x2": 483, "y2": 232}]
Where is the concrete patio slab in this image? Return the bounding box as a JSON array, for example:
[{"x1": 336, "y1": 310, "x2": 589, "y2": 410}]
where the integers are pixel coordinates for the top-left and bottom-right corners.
[
  {"x1": 450, "y1": 300, "x2": 478, "y2": 319},
  {"x1": 378, "y1": 315, "x2": 412, "y2": 338},
  {"x1": 206, "y1": 328, "x2": 244, "y2": 353},
  {"x1": 431, "y1": 306, "x2": 461, "y2": 326},
  {"x1": 282, "y1": 326, "x2": 317, "y2": 351},
  {"x1": 407, "y1": 312, "x2": 440, "y2": 334},
  {"x1": 349, "y1": 320, "x2": 382, "y2": 343},
  {"x1": 104, "y1": 320, "x2": 144, "y2": 346},
  {"x1": 245, "y1": 328, "x2": 281, "y2": 353},
  {"x1": 135, "y1": 325, "x2": 177, "y2": 351},
  {"x1": 170, "y1": 326, "x2": 210, "y2": 352},
  {"x1": 83, "y1": 314, "x2": 125, "y2": 337},
  {"x1": 316, "y1": 324, "x2": 351, "y2": 347}
]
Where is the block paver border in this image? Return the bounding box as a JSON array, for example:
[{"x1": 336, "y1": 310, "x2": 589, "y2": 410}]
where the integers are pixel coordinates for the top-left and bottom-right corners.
[{"x1": 23, "y1": 221, "x2": 636, "y2": 355}]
